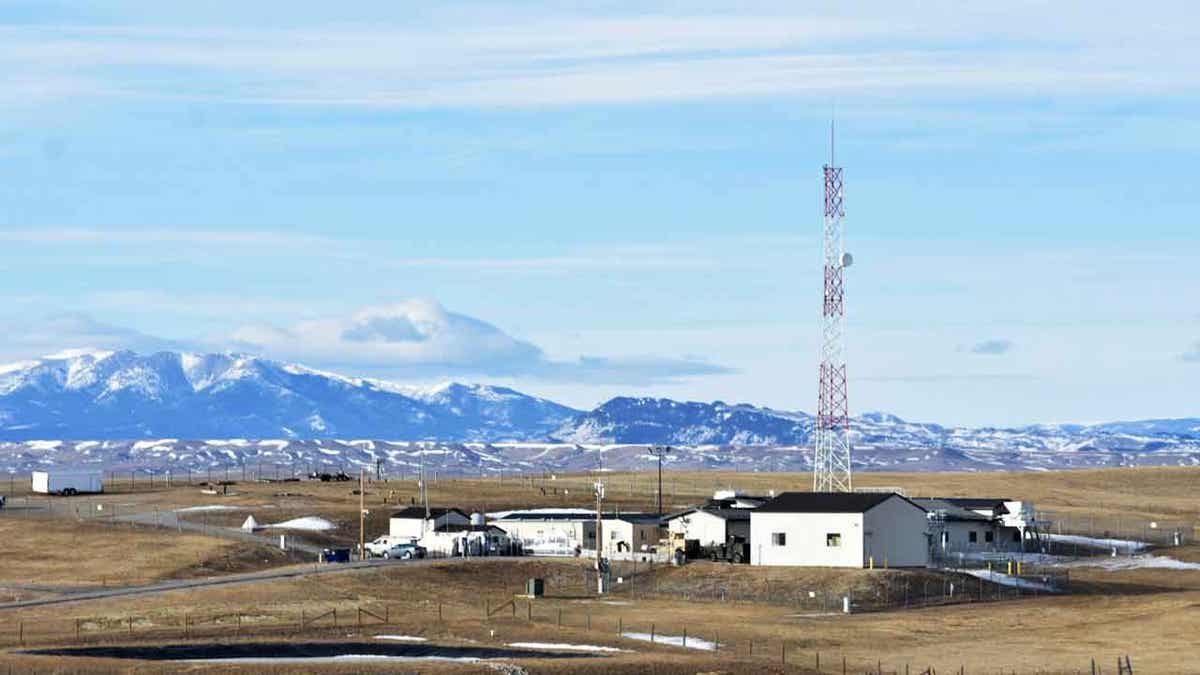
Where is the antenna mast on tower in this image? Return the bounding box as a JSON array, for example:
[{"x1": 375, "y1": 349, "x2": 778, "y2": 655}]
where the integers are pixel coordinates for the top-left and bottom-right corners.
[{"x1": 813, "y1": 122, "x2": 853, "y2": 493}]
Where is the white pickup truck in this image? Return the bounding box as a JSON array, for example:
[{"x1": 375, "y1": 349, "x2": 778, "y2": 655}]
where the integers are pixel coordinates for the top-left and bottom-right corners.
[{"x1": 365, "y1": 536, "x2": 417, "y2": 557}]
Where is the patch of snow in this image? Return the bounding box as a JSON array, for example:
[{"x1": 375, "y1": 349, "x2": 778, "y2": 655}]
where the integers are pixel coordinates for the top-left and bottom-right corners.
[
  {"x1": 1046, "y1": 533, "x2": 1149, "y2": 553},
  {"x1": 374, "y1": 635, "x2": 428, "y2": 642},
  {"x1": 506, "y1": 642, "x2": 629, "y2": 653},
  {"x1": 961, "y1": 569, "x2": 1058, "y2": 592},
  {"x1": 267, "y1": 516, "x2": 336, "y2": 531},
  {"x1": 489, "y1": 507, "x2": 597, "y2": 519},
  {"x1": 26, "y1": 440, "x2": 62, "y2": 451},
  {"x1": 622, "y1": 631, "x2": 715, "y2": 651},
  {"x1": 174, "y1": 505, "x2": 241, "y2": 513}
]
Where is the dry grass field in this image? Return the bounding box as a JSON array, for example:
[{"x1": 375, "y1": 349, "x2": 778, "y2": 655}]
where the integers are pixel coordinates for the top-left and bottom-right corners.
[{"x1": 0, "y1": 466, "x2": 1195, "y2": 673}]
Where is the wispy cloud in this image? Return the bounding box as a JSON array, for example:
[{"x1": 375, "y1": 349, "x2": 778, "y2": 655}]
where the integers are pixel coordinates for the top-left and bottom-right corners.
[
  {"x1": 1, "y1": 7, "x2": 1196, "y2": 108},
  {"x1": 969, "y1": 338, "x2": 1014, "y2": 355},
  {"x1": 0, "y1": 228, "x2": 333, "y2": 248},
  {"x1": 227, "y1": 299, "x2": 731, "y2": 384}
]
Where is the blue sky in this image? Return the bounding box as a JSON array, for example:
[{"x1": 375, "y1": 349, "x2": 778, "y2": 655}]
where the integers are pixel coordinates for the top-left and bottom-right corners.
[{"x1": 0, "y1": 1, "x2": 1197, "y2": 426}]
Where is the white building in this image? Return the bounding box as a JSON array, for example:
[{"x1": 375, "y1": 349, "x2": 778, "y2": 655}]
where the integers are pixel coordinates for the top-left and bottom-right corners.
[
  {"x1": 389, "y1": 506, "x2": 469, "y2": 540},
  {"x1": 490, "y1": 510, "x2": 662, "y2": 557},
  {"x1": 750, "y1": 492, "x2": 929, "y2": 568},
  {"x1": 420, "y1": 521, "x2": 516, "y2": 557}
]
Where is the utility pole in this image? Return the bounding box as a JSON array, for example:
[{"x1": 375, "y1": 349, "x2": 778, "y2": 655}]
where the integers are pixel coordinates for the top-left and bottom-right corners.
[
  {"x1": 595, "y1": 478, "x2": 606, "y2": 594},
  {"x1": 650, "y1": 446, "x2": 672, "y2": 516},
  {"x1": 359, "y1": 467, "x2": 366, "y2": 561}
]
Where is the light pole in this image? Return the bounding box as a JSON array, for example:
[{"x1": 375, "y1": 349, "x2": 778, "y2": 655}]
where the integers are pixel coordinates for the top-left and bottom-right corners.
[{"x1": 650, "y1": 446, "x2": 672, "y2": 517}]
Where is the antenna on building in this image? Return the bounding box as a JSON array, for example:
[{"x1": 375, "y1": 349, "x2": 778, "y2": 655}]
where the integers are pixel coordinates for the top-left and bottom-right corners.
[{"x1": 812, "y1": 120, "x2": 853, "y2": 493}]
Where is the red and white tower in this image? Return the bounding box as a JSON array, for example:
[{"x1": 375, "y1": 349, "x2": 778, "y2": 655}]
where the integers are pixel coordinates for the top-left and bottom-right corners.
[{"x1": 813, "y1": 124, "x2": 853, "y2": 492}]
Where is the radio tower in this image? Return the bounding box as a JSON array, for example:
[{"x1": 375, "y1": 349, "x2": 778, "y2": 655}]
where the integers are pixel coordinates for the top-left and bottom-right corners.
[{"x1": 812, "y1": 122, "x2": 853, "y2": 493}]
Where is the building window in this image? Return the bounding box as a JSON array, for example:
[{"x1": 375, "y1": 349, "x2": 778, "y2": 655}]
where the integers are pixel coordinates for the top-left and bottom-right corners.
[
  {"x1": 826, "y1": 533, "x2": 842, "y2": 547},
  {"x1": 771, "y1": 532, "x2": 787, "y2": 546},
  {"x1": 969, "y1": 531, "x2": 978, "y2": 544},
  {"x1": 1012, "y1": 530, "x2": 1021, "y2": 542},
  {"x1": 985, "y1": 531, "x2": 994, "y2": 543}
]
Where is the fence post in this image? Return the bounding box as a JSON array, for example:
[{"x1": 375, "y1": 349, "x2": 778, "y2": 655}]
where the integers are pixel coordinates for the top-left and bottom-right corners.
[
  {"x1": 714, "y1": 630, "x2": 719, "y2": 652},
  {"x1": 816, "y1": 651, "x2": 820, "y2": 670},
  {"x1": 237, "y1": 613, "x2": 242, "y2": 635},
  {"x1": 485, "y1": 599, "x2": 490, "y2": 621},
  {"x1": 438, "y1": 603, "x2": 443, "y2": 622},
  {"x1": 586, "y1": 613, "x2": 591, "y2": 630},
  {"x1": 749, "y1": 638, "x2": 753, "y2": 657},
  {"x1": 357, "y1": 607, "x2": 362, "y2": 629},
  {"x1": 75, "y1": 619, "x2": 80, "y2": 641},
  {"x1": 301, "y1": 610, "x2": 306, "y2": 630},
  {"x1": 557, "y1": 608, "x2": 562, "y2": 627},
  {"x1": 18, "y1": 621, "x2": 23, "y2": 646},
  {"x1": 843, "y1": 654, "x2": 847, "y2": 674},
  {"x1": 682, "y1": 627, "x2": 686, "y2": 648},
  {"x1": 385, "y1": 606, "x2": 390, "y2": 624},
  {"x1": 781, "y1": 641, "x2": 786, "y2": 665},
  {"x1": 650, "y1": 622, "x2": 655, "y2": 643},
  {"x1": 618, "y1": 617, "x2": 622, "y2": 637},
  {"x1": 185, "y1": 614, "x2": 190, "y2": 639},
  {"x1": 332, "y1": 609, "x2": 336, "y2": 628},
  {"x1": 128, "y1": 616, "x2": 133, "y2": 635},
  {"x1": 527, "y1": 601, "x2": 531, "y2": 621}
]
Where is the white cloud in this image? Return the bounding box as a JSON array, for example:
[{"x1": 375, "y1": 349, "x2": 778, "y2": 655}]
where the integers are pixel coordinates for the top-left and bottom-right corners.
[
  {"x1": 0, "y1": 228, "x2": 332, "y2": 248},
  {"x1": 0, "y1": 6, "x2": 1196, "y2": 108},
  {"x1": 227, "y1": 299, "x2": 729, "y2": 383},
  {"x1": 0, "y1": 313, "x2": 182, "y2": 360}
]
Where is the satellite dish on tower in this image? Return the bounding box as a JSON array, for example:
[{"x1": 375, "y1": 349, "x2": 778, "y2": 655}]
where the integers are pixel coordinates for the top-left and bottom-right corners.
[{"x1": 841, "y1": 252, "x2": 854, "y2": 268}]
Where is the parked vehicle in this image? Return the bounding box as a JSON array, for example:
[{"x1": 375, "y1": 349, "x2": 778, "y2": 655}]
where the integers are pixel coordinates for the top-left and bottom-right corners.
[
  {"x1": 381, "y1": 543, "x2": 426, "y2": 560},
  {"x1": 365, "y1": 535, "x2": 416, "y2": 557},
  {"x1": 320, "y1": 548, "x2": 351, "y2": 563},
  {"x1": 32, "y1": 470, "x2": 104, "y2": 496}
]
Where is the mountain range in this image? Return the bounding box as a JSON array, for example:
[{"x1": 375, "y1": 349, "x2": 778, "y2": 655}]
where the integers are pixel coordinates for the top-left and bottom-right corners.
[{"x1": 0, "y1": 349, "x2": 1197, "y2": 474}]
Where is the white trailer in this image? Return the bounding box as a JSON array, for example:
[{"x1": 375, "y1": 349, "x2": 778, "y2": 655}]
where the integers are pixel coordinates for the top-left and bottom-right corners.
[{"x1": 31, "y1": 469, "x2": 104, "y2": 495}]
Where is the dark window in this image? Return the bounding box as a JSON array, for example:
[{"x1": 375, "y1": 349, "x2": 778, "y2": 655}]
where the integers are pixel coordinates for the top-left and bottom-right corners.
[
  {"x1": 771, "y1": 532, "x2": 787, "y2": 546},
  {"x1": 826, "y1": 533, "x2": 842, "y2": 547},
  {"x1": 1013, "y1": 530, "x2": 1021, "y2": 542},
  {"x1": 985, "y1": 531, "x2": 994, "y2": 543},
  {"x1": 969, "y1": 531, "x2": 978, "y2": 543}
]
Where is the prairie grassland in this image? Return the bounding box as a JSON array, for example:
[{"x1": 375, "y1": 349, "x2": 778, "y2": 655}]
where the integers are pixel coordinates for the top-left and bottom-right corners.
[{"x1": 0, "y1": 466, "x2": 1196, "y2": 673}]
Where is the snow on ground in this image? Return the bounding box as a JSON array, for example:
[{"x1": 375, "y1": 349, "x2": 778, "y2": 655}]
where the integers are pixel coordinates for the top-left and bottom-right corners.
[
  {"x1": 267, "y1": 516, "x2": 336, "y2": 531},
  {"x1": 1067, "y1": 555, "x2": 1200, "y2": 571},
  {"x1": 375, "y1": 635, "x2": 428, "y2": 642},
  {"x1": 961, "y1": 569, "x2": 1058, "y2": 592},
  {"x1": 488, "y1": 507, "x2": 596, "y2": 519},
  {"x1": 506, "y1": 642, "x2": 629, "y2": 653},
  {"x1": 622, "y1": 631, "x2": 716, "y2": 651},
  {"x1": 174, "y1": 505, "x2": 241, "y2": 513},
  {"x1": 1046, "y1": 533, "x2": 1149, "y2": 552},
  {"x1": 184, "y1": 655, "x2": 482, "y2": 664}
]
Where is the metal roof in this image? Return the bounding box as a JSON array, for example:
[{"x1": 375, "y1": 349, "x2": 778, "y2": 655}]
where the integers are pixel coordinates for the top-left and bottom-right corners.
[
  {"x1": 755, "y1": 492, "x2": 914, "y2": 514},
  {"x1": 391, "y1": 506, "x2": 468, "y2": 520}
]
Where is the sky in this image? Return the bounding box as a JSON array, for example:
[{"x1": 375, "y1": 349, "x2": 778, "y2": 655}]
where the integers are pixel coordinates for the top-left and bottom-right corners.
[{"x1": 0, "y1": 1, "x2": 1197, "y2": 426}]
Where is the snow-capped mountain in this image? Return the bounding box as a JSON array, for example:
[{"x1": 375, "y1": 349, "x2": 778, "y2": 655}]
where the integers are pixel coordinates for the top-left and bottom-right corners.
[
  {"x1": 0, "y1": 349, "x2": 1197, "y2": 474},
  {"x1": 0, "y1": 350, "x2": 578, "y2": 441}
]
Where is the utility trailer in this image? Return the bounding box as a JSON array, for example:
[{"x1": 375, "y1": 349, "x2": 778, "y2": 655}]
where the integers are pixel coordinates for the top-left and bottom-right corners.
[{"x1": 31, "y1": 469, "x2": 104, "y2": 496}]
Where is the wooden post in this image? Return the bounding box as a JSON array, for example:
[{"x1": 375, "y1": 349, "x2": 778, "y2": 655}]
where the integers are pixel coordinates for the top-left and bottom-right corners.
[
  {"x1": 185, "y1": 614, "x2": 190, "y2": 639},
  {"x1": 714, "y1": 631, "x2": 719, "y2": 652},
  {"x1": 18, "y1": 621, "x2": 23, "y2": 646},
  {"x1": 816, "y1": 651, "x2": 820, "y2": 670},
  {"x1": 557, "y1": 608, "x2": 562, "y2": 627},
  {"x1": 301, "y1": 610, "x2": 306, "y2": 630},
  {"x1": 586, "y1": 613, "x2": 591, "y2": 630},
  {"x1": 357, "y1": 608, "x2": 362, "y2": 629},
  {"x1": 75, "y1": 618, "x2": 80, "y2": 641},
  {"x1": 843, "y1": 655, "x2": 847, "y2": 675},
  {"x1": 527, "y1": 601, "x2": 531, "y2": 621},
  {"x1": 485, "y1": 599, "x2": 490, "y2": 621},
  {"x1": 332, "y1": 609, "x2": 336, "y2": 628},
  {"x1": 237, "y1": 613, "x2": 242, "y2": 635},
  {"x1": 749, "y1": 638, "x2": 753, "y2": 657},
  {"x1": 385, "y1": 606, "x2": 389, "y2": 624},
  {"x1": 438, "y1": 603, "x2": 443, "y2": 621},
  {"x1": 650, "y1": 622, "x2": 655, "y2": 643},
  {"x1": 682, "y1": 627, "x2": 686, "y2": 648},
  {"x1": 128, "y1": 616, "x2": 133, "y2": 635},
  {"x1": 781, "y1": 641, "x2": 786, "y2": 664},
  {"x1": 618, "y1": 617, "x2": 622, "y2": 637}
]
